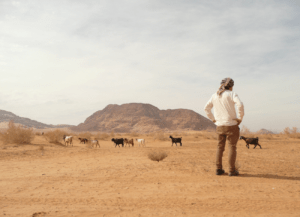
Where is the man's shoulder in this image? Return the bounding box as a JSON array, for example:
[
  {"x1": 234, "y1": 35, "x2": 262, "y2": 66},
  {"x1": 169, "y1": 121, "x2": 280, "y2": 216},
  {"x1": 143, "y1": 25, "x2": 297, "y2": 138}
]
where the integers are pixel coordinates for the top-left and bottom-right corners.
[
  {"x1": 225, "y1": 90, "x2": 239, "y2": 97},
  {"x1": 210, "y1": 92, "x2": 218, "y2": 99},
  {"x1": 232, "y1": 91, "x2": 239, "y2": 97}
]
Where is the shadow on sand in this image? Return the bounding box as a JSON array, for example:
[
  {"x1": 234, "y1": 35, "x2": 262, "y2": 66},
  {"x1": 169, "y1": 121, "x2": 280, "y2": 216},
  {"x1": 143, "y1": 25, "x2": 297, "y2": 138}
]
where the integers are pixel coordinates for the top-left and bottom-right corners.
[{"x1": 240, "y1": 173, "x2": 300, "y2": 181}]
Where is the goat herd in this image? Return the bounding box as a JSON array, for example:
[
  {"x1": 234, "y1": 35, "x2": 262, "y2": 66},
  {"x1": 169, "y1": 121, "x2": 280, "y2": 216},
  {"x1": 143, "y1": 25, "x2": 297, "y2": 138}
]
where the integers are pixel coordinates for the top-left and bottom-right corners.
[
  {"x1": 62, "y1": 135, "x2": 262, "y2": 149},
  {"x1": 62, "y1": 135, "x2": 183, "y2": 148}
]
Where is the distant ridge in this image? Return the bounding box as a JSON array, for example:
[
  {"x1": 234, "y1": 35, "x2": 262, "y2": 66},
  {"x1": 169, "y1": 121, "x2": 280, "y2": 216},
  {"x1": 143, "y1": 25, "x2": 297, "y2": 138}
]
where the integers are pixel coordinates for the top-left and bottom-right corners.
[
  {"x1": 0, "y1": 110, "x2": 73, "y2": 129},
  {"x1": 257, "y1": 128, "x2": 274, "y2": 134},
  {"x1": 71, "y1": 103, "x2": 216, "y2": 133}
]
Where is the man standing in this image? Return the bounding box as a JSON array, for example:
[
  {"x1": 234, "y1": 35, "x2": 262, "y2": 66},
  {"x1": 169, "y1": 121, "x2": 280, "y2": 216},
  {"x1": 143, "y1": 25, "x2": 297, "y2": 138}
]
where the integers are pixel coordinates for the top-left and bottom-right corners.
[{"x1": 204, "y1": 78, "x2": 244, "y2": 176}]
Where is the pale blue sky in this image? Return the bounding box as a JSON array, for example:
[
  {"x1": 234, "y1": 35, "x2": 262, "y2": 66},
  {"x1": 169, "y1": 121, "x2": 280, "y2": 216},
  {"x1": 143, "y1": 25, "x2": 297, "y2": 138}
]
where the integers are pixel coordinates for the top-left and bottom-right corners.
[{"x1": 0, "y1": 0, "x2": 299, "y2": 132}]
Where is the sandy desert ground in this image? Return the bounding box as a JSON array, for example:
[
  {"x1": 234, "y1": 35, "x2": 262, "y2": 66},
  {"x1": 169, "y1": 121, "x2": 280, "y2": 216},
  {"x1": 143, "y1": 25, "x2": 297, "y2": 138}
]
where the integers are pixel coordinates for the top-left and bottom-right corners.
[{"x1": 1, "y1": 134, "x2": 300, "y2": 217}]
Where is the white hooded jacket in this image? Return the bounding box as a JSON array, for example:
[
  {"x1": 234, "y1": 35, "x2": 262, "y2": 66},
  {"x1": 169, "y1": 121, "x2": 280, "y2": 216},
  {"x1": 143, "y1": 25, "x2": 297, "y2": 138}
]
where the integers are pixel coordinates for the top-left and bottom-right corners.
[{"x1": 204, "y1": 90, "x2": 244, "y2": 126}]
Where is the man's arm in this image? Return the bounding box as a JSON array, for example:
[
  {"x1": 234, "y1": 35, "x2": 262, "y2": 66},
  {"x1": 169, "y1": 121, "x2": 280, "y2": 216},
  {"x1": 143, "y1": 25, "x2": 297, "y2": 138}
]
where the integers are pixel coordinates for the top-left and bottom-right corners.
[
  {"x1": 233, "y1": 93, "x2": 244, "y2": 124},
  {"x1": 204, "y1": 96, "x2": 216, "y2": 122}
]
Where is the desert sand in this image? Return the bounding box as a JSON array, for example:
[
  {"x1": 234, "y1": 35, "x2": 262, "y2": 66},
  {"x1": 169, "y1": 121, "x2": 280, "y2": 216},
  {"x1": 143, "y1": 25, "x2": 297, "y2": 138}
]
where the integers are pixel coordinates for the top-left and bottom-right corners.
[{"x1": 1, "y1": 134, "x2": 300, "y2": 217}]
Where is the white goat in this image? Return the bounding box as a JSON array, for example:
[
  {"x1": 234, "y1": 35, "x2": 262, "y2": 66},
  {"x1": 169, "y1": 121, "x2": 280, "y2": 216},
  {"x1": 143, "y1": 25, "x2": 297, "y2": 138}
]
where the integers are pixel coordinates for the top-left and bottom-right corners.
[
  {"x1": 135, "y1": 138, "x2": 145, "y2": 147},
  {"x1": 63, "y1": 135, "x2": 73, "y2": 146},
  {"x1": 90, "y1": 139, "x2": 100, "y2": 148}
]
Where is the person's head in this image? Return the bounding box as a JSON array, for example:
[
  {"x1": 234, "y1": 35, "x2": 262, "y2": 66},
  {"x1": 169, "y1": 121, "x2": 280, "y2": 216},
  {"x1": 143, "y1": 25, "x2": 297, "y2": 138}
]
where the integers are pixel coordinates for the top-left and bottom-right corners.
[
  {"x1": 221, "y1": 78, "x2": 234, "y2": 90},
  {"x1": 217, "y1": 78, "x2": 234, "y2": 96}
]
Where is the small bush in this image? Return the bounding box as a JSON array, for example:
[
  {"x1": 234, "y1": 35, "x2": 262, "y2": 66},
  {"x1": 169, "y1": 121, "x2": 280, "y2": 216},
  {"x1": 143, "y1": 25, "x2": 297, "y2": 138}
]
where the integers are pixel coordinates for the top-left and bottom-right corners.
[
  {"x1": 0, "y1": 121, "x2": 35, "y2": 144},
  {"x1": 148, "y1": 151, "x2": 168, "y2": 162},
  {"x1": 44, "y1": 129, "x2": 67, "y2": 144}
]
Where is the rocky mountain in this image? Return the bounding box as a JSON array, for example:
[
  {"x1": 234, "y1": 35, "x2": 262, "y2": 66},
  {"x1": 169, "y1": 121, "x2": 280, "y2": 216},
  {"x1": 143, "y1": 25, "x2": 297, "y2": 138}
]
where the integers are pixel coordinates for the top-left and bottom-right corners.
[
  {"x1": 257, "y1": 128, "x2": 274, "y2": 134},
  {"x1": 0, "y1": 110, "x2": 73, "y2": 129},
  {"x1": 71, "y1": 103, "x2": 216, "y2": 133}
]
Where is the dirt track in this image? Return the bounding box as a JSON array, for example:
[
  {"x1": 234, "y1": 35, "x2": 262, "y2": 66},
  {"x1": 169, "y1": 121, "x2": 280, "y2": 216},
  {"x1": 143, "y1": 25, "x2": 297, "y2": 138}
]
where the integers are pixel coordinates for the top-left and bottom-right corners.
[{"x1": 1, "y1": 136, "x2": 300, "y2": 217}]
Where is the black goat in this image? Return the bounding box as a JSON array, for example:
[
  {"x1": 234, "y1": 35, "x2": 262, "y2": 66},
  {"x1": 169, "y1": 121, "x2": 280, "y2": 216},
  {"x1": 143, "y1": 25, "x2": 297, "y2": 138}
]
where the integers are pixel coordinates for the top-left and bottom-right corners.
[
  {"x1": 78, "y1": 138, "x2": 88, "y2": 144},
  {"x1": 111, "y1": 138, "x2": 124, "y2": 148},
  {"x1": 240, "y1": 136, "x2": 262, "y2": 149},
  {"x1": 169, "y1": 136, "x2": 182, "y2": 146}
]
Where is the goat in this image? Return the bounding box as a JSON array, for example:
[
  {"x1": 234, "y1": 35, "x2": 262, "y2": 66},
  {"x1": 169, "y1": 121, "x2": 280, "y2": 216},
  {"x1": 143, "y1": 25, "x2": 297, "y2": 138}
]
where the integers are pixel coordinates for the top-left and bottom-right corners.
[
  {"x1": 124, "y1": 138, "x2": 134, "y2": 147},
  {"x1": 111, "y1": 138, "x2": 124, "y2": 148},
  {"x1": 240, "y1": 136, "x2": 262, "y2": 149},
  {"x1": 135, "y1": 138, "x2": 145, "y2": 147},
  {"x1": 78, "y1": 137, "x2": 88, "y2": 144},
  {"x1": 63, "y1": 135, "x2": 73, "y2": 146},
  {"x1": 89, "y1": 139, "x2": 100, "y2": 148},
  {"x1": 169, "y1": 136, "x2": 182, "y2": 146}
]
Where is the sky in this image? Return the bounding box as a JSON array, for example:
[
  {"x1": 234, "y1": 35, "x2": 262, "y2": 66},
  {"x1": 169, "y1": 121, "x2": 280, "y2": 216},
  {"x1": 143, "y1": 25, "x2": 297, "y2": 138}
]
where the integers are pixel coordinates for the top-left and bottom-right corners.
[{"x1": 0, "y1": 0, "x2": 299, "y2": 132}]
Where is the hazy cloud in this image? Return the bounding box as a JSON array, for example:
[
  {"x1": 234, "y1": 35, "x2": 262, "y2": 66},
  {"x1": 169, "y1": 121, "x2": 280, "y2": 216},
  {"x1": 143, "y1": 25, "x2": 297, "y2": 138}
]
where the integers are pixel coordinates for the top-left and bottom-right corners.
[{"x1": 0, "y1": 0, "x2": 299, "y2": 131}]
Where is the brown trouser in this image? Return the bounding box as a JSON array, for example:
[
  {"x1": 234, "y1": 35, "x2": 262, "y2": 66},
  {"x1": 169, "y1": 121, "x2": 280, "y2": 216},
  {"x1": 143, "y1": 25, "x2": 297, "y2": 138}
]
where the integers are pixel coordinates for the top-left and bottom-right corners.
[{"x1": 216, "y1": 125, "x2": 240, "y2": 173}]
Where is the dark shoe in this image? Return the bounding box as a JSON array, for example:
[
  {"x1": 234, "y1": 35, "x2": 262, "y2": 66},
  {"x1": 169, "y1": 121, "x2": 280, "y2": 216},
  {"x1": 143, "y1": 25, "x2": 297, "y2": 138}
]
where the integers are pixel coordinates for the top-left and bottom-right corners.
[
  {"x1": 229, "y1": 170, "x2": 239, "y2": 176},
  {"x1": 216, "y1": 169, "x2": 225, "y2": 175}
]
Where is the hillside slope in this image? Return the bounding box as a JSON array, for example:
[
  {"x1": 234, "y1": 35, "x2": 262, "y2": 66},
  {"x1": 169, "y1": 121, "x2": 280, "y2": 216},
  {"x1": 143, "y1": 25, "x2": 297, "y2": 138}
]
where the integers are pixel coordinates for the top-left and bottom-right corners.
[
  {"x1": 0, "y1": 110, "x2": 73, "y2": 129},
  {"x1": 71, "y1": 103, "x2": 215, "y2": 133}
]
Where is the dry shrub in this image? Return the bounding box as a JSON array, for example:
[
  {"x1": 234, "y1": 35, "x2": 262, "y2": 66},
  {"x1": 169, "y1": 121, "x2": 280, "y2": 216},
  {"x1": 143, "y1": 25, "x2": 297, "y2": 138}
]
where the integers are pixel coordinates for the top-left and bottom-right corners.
[
  {"x1": 146, "y1": 132, "x2": 155, "y2": 137},
  {"x1": 95, "y1": 132, "x2": 110, "y2": 140},
  {"x1": 0, "y1": 121, "x2": 35, "y2": 145},
  {"x1": 39, "y1": 145, "x2": 44, "y2": 151},
  {"x1": 148, "y1": 151, "x2": 168, "y2": 162},
  {"x1": 110, "y1": 130, "x2": 115, "y2": 137},
  {"x1": 260, "y1": 134, "x2": 274, "y2": 140},
  {"x1": 282, "y1": 127, "x2": 300, "y2": 139},
  {"x1": 240, "y1": 125, "x2": 254, "y2": 136},
  {"x1": 129, "y1": 131, "x2": 140, "y2": 137},
  {"x1": 291, "y1": 133, "x2": 300, "y2": 139},
  {"x1": 44, "y1": 129, "x2": 67, "y2": 144},
  {"x1": 283, "y1": 127, "x2": 291, "y2": 135},
  {"x1": 35, "y1": 132, "x2": 41, "y2": 136},
  {"x1": 173, "y1": 131, "x2": 181, "y2": 137},
  {"x1": 153, "y1": 131, "x2": 169, "y2": 141}
]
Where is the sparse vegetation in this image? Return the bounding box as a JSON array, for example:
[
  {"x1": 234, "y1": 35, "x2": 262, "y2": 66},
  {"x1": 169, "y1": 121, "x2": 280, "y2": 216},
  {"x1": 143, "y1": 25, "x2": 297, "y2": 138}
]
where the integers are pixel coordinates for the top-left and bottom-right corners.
[
  {"x1": 283, "y1": 127, "x2": 300, "y2": 139},
  {"x1": 153, "y1": 130, "x2": 169, "y2": 141},
  {"x1": 129, "y1": 131, "x2": 140, "y2": 137},
  {"x1": 44, "y1": 129, "x2": 67, "y2": 144},
  {"x1": 260, "y1": 134, "x2": 274, "y2": 140},
  {"x1": 0, "y1": 121, "x2": 35, "y2": 145},
  {"x1": 185, "y1": 130, "x2": 217, "y2": 140},
  {"x1": 240, "y1": 125, "x2": 252, "y2": 136},
  {"x1": 148, "y1": 151, "x2": 168, "y2": 162},
  {"x1": 77, "y1": 132, "x2": 93, "y2": 140},
  {"x1": 96, "y1": 132, "x2": 110, "y2": 140}
]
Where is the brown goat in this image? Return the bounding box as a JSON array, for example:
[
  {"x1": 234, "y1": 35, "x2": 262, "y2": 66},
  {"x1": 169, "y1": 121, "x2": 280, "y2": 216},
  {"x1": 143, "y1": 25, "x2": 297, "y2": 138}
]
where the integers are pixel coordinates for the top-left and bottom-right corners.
[
  {"x1": 124, "y1": 138, "x2": 134, "y2": 147},
  {"x1": 78, "y1": 137, "x2": 88, "y2": 144}
]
